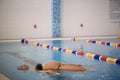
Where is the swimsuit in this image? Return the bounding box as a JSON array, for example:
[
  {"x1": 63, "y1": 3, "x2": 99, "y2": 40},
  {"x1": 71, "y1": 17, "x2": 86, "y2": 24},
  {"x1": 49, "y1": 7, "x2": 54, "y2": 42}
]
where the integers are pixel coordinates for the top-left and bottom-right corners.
[{"x1": 56, "y1": 63, "x2": 63, "y2": 71}]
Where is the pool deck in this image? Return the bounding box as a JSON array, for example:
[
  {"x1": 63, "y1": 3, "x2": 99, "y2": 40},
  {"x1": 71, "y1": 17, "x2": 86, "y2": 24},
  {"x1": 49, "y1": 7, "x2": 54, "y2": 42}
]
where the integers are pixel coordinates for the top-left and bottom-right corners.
[{"x1": 0, "y1": 73, "x2": 10, "y2": 80}]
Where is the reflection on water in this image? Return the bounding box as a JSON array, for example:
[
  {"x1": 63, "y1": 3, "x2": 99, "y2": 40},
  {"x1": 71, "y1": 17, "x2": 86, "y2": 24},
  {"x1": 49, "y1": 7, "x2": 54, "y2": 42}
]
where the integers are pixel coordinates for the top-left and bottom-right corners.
[{"x1": 52, "y1": 40, "x2": 62, "y2": 62}]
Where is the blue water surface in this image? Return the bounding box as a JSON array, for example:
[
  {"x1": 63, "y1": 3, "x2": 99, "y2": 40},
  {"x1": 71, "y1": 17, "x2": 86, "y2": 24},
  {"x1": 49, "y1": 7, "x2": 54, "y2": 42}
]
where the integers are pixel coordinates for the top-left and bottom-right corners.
[{"x1": 0, "y1": 38, "x2": 120, "y2": 80}]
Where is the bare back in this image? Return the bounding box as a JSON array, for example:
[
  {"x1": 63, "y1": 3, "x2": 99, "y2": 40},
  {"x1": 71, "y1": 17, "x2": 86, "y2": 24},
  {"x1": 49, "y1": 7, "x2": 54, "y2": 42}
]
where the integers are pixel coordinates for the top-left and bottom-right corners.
[
  {"x1": 42, "y1": 60, "x2": 60, "y2": 70},
  {"x1": 42, "y1": 60, "x2": 86, "y2": 72}
]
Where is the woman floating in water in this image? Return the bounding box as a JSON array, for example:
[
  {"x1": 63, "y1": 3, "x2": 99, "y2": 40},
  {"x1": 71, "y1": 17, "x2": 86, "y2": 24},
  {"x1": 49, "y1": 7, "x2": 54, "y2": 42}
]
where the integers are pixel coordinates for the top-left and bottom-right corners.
[
  {"x1": 17, "y1": 60, "x2": 87, "y2": 75},
  {"x1": 17, "y1": 60, "x2": 114, "y2": 75}
]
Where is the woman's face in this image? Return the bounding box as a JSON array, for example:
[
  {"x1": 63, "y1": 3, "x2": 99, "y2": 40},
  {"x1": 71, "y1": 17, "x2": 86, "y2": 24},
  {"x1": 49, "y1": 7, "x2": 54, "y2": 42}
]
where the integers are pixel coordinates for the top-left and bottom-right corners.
[{"x1": 20, "y1": 64, "x2": 29, "y2": 70}]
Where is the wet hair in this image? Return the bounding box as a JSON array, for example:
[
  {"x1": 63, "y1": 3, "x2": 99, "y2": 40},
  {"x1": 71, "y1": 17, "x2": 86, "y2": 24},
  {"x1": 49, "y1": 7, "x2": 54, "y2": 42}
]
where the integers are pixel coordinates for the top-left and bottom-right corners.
[{"x1": 35, "y1": 63, "x2": 43, "y2": 71}]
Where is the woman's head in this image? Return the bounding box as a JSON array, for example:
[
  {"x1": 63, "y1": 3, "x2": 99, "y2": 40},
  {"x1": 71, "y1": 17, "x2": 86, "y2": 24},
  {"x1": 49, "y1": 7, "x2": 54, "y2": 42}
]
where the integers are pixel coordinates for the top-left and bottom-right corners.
[
  {"x1": 17, "y1": 64, "x2": 29, "y2": 70},
  {"x1": 35, "y1": 63, "x2": 43, "y2": 71}
]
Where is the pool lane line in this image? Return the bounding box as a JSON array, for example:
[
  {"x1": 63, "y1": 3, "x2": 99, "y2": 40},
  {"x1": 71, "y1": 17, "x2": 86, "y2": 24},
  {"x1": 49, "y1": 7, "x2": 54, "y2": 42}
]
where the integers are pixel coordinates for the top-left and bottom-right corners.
[
  {"x1": 73, "y1": 37, "x2": 120, "y2": 48},
  {"x1": 86, "y1": 52, "x2": 120, "y2": 65},
  {"x1": 21, "y1": 39, "x2": 120, "y2": 65},
  {"x1": 5, "y1": 52, "x2": 38, "y2": 66},
  {"x1": 0, "y1": 73, "x2": 10, "y2": 80}
]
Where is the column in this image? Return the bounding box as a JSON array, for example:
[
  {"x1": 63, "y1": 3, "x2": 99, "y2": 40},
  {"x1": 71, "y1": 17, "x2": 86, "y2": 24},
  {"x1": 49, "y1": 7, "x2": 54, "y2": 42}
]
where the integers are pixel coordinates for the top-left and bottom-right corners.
[{"x1": 51, "y1": 0, "x2": 61, "y2": 38}]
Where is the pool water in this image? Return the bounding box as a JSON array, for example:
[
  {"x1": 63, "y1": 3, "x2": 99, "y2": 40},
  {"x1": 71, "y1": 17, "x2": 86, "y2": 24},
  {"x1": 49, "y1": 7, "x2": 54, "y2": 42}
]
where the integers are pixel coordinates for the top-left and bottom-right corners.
[{"x1": 0, "y1": 38, "x2": 120, "y2": 80}]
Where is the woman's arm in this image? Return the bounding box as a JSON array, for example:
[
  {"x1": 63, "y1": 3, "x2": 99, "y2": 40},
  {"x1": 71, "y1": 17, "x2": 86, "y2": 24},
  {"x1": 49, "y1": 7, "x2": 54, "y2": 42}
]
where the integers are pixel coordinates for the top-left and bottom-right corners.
[{"x1": 45, "y1": 70, "x2": 60, "y2": 75}]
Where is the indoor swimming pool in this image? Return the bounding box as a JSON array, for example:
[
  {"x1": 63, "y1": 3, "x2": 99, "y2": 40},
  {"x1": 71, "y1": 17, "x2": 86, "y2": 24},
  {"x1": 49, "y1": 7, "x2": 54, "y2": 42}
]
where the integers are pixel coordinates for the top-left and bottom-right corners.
[{"x1": 0, "y1": 38, "x2": 120, "y2": 80}]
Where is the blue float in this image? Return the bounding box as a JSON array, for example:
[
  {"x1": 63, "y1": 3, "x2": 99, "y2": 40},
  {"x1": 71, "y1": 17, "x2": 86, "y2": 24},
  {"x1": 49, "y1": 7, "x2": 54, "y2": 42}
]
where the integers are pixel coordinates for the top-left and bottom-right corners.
[
  {"x1": 116, "y1": 59, "x2": 120, "y2": 65},
  {"x1": 72, "y1": 50, "x2": 77, "y2": 54},
  {"x1": 37, "y1": 43, "x2": 40, "y2": 46},
  {"x1": 46, "y1": 45, "x2": 50, "y2": 49},
  {"x1": 94, "y1": 55, "x2": 101, "y2": 60},
  {"x1": 106, "y1": 42, "x2": 111, "y2": 46},
  {"x1": 58, "y1": 48, "x2": 62, "y2": 51},
  {"x1": 21, "y1": 39, "x2": 25, "y2": 44}
]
